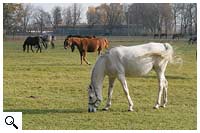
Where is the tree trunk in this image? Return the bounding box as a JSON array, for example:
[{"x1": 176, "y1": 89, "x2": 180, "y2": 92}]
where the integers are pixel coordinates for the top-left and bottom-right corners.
[{"x1": 174, "y1": 16, "x2": 176, "y2": 33}]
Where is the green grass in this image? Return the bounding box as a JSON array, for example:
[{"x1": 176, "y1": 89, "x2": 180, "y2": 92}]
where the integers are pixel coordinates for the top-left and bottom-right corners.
[{"x1": 3, "y1": 37, "x2": 197, "y2": 130}]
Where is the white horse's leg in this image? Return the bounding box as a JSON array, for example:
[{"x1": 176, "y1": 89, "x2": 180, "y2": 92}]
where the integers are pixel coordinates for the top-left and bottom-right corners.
[
  {"x1": 154, "y1": 75, "x2": 164, "y2": 109},
  {"x1": 154, "y1": 61, "x2": 168, "y2": 109},
  {"x1": 162, "y1": 79, "x2": 168, "y2": 108},
  {"x1": 103, "y1": 77, "x2": 116, "y2": 111},
  {"x1": 118, "y1": 74, "x2": 134, "y2": 111}
]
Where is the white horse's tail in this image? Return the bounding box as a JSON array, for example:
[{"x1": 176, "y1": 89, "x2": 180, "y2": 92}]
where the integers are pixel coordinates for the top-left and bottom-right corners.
[
  {"x1": 138, "y1": 43, "x2": 173, "y2": 62},
  {"x1": 139, "y1": 43, "x2": 182, "y2": 65},
  {"x1": 163, "y1": 43, "x2": 183, "y2": 65},
  {"x1": 162, "y1": 43, "x2": 174, "y2": 63}
]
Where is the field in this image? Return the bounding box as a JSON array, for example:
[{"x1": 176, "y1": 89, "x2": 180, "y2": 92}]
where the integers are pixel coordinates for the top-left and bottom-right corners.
[{"x1": 3, "y1": 36, "x2": 196, "y2": 130}]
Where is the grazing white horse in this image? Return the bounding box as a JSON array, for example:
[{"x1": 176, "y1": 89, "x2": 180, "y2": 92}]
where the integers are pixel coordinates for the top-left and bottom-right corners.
[{"x1": 88, "y1": 42, "x2": 174, "y2": 112}]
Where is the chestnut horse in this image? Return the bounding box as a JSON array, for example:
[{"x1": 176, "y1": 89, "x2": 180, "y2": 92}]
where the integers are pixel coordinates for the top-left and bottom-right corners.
[
  {"x1": 65, "y1": 37, "x2": 109, "y2": 65},
  {"x1": 64, "y1": 35, "x2": 96, "y2": 52}
]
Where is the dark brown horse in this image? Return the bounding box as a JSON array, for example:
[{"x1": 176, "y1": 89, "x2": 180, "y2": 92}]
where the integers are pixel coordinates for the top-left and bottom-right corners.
[
  {"x1": 23, "y1": 36, "x2": 47, "y2": 53},
  {"x1": 188, "y1": 36, "x2": 197, "y2": 44},
  {"x1": 172, "y1": 33, "x2": 183, "y2": 40},
  {"x1": 66, "y1": 37, "x2": 109, "y2": 65}
]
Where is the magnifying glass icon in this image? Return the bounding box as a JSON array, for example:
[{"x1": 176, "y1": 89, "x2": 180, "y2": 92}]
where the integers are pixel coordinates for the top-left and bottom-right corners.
[{"x1": 5, "y1": 116, "x2": 18, "y2": 129}]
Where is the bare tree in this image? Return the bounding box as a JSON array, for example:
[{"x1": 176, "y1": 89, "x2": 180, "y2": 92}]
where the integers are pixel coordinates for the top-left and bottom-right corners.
[
  {"x1": 161, "y1": 4, "x2": 173, "y2": 34},
  {"x1": 179, "y1": 4, "x2": 191, "y2": 35},
  {"x1": 87, "y1": 6, "x2": 98, "y2": 27},
  {"x1": 63, "y1": 6, "x2": 73, "y2": 26},
  {"x1": 95, "y1": 4, "x2": 109, "y2": 26},
  {"x1": 193, "y1": 4, "x2": 197, "y2": 34},
  {"x1": 106, "y1": 3, "x2": 124, "y2": 31},
  {"x1": 128, "y1": 4, "x2": 160, "y2": 35},
  {"x1": 21, "y1": 4, "x2": 33, "y2": 33},
  {"x1": 32, "y1": 8, "x2": 51, "y2": 33},
  {"x1": 153, "y1": 4, "x2": 173, "y2": 35},
  {"x1": 128, "y1": 3, "x2": 141, "y2": 35},
  {"x1": 187, "y1": 3, "x2": 196, "y2": 35},
  {"x1": 87, "y1": 3, "x2": 124, "y2": 34},
  {"x1": 61, "y1": 4, "x2": 82, "y2": 28},
  {"x1": 127, "y1": 3, "x2": 173, "y2": 35},
  {"x1": 71, "y1": 4, "x2": 81, "y2": 28},
  {"x1": 172, "y1": 4, "x2": 182, "y2": 33},
  {"x1": 51, "y1": 6, "x2": 62, "y2": 30},
  {"x1": 172, "y1": 3, "x2": 196, "y2": 35}
]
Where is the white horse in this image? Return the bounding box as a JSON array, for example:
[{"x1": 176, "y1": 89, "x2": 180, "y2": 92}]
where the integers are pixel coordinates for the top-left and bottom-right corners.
[
  {"x1": 40, "y1": 34, "x2": 56, "y2": 48},
  {"x1": 88, "y1": 42, "x2": 174, "y2": 112}
]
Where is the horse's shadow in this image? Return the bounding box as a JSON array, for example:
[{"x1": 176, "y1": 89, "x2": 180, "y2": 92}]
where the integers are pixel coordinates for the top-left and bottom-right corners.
[
  {"x1": 4, "y1": 108, "x2": 86, "y2": 114},
  {"x1": 138, "y1": 75, "x2": 192, "y2": 80}
]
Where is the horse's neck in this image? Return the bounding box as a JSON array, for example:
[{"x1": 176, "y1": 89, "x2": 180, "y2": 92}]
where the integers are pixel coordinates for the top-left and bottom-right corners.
[
  {"x1": 91, "y1": 56, "x2": 106, "y2": 100},
  {"x1": 91, "y1": 57, "x2": 106, "y2": 85},
  {"x1": 73, "y1": 39, "x2": 81, "y2": 46}
]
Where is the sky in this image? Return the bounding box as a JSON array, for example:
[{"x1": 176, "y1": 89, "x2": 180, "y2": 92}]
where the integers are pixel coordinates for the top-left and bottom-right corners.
[{"x1": 30, "y1": 3, "x2": 101, "y2": 23}]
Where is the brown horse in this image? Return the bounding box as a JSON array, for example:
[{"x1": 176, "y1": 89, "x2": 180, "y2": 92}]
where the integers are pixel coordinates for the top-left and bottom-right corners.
[
  {"x1": 64, "y1": 35, "x2": 96, "y2": 52},
  {"x1": 66, "y1": 37, "x2": 109, "y2": 65}
]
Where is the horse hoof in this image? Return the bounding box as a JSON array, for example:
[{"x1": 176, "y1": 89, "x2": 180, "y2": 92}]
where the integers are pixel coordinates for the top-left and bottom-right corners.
[
  {"x1": 88, "y1": 107, "x2": 97, "y2": 112},
  {"x1": 102, "y1": 108, "x2": 109, "y2": 111},
  {"x1": 161, "y1": 105, "x2": 166, "y2": 108},
  {"x1": 153, "y1": 106, "x2": 159, "y2": 109},
  {"x1": 93, "y1": 108, "x2": 97, "y2": 112},
  {"x1": 128, "y1": 109, "x2": 134, "y2": 112}
]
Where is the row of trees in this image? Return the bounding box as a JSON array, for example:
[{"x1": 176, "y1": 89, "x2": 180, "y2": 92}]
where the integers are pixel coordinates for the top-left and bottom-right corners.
[
  {"x1": 87, "y1": 3, "x2": 197, "y2": 35},
  {"x1": 3, "y1": 3, "x2": 197, "y2": 36},
  {"x1": 3, "y1": 3, "x2": 82, "y2": 35}
]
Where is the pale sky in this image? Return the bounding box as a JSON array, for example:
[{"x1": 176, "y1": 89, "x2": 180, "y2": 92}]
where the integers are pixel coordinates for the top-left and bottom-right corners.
[{"x1": 30, "y1": 3, "x2": 101, "y2": 23}]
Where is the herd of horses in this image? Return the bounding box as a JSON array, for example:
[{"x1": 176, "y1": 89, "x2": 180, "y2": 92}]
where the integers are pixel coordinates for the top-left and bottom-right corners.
[
  {"x1": 154, "y1": 33, "x2": 184, "y2": 39},
  {"x1": 22, "y1": 34, "x2": 196, "y2": 65},
  {"x1": 154, "y1": 33, "x2": 197, "y2": 43},
  {"x1": 23, "y1": 34, "x2": 55, "y2": 53},
  {"x1": 23, "y1": 34, "x2": 196, "y2": 66},
  {"x1": 23, "y1": 34, "x2": 109, "y2": 65},
  {"x1": 21, "y1": 34, "x2": 196, "y2": 112}
]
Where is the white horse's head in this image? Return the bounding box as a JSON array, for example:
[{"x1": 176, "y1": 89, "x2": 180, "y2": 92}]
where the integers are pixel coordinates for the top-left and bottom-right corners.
[{"x1": 88, "y1": 84, "x2": 101, "y2": 112}]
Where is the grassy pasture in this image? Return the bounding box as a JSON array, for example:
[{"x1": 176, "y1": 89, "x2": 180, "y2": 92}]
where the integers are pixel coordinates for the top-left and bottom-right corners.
[{"x1": 3, "y1": 37, "x2": 196, "y2": 130}]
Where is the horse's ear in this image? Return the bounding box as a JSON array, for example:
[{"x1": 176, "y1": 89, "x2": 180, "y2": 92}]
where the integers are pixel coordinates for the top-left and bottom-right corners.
[{"x1": 88, "y1": 84, "x2": 92, "y2": 90}]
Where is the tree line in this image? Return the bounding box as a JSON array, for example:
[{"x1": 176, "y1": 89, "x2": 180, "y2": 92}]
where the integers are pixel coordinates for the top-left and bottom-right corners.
[
  {"x1": 3, "y1": 3, "x2": 81, "y2": 35},
  {"x1": 3, "y1": 3, "x2": 197, "y2": 36},
  {"x1": 87, "y1": 3, "x2": 197, "y2": 35}
]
